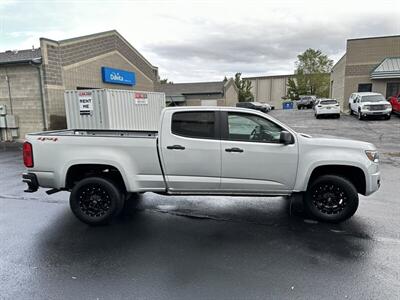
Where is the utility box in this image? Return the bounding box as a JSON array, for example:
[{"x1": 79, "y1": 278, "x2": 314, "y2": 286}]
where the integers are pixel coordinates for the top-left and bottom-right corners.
[
  {"x1": 0, "y1": 105, "x2": 6, "y2": 116},
  {"x1": 5, "y1": 115, "x2": 18, "y2": 128},
  {"x1": 0, "y1": 116, "x2": 6, "y2": 128},
  {"x1": 65, "y1": 89, "x2": 166, "y2": 131}
]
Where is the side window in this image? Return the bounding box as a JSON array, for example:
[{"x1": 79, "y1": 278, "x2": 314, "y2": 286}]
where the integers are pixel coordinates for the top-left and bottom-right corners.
[
  {"x1": 227, "y1": 112, "x2": 283, "y2": 143},
  {"x1": 171, "y1": 111, "x2": 216, "y2": 139}
]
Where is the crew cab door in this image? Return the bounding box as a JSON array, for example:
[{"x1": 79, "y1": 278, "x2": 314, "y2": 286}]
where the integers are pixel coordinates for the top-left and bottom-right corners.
[
  {"x1": 160, "y1": 110, "x2": 221, "y2": 191},
  {"x1": 220, "y1": 111, "x2": 298, "y2": 193}
]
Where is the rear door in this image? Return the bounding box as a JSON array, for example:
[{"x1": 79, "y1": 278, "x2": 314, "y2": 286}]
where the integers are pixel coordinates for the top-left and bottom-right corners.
[
  {"x1": 160, "y1": 110, "x2": 221, "y2": 192},
  {"x1": 220, "y1": 111, "x2": 298, "y2": 193}
]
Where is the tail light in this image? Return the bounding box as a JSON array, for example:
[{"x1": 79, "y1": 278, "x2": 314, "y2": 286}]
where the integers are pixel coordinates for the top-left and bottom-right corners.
[{"x1": 23, "y1": 142, "x2": 34, "y2": 168}]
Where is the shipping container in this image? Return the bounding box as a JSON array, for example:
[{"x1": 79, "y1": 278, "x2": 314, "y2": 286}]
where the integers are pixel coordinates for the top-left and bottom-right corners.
[{"x1": 65, "y1": 89, "x2": 166, "y2": 131}]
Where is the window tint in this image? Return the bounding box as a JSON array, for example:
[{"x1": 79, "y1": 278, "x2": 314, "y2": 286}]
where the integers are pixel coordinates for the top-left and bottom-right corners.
[
  {"x1": 320, "y1": 100, "x2": 338, "y2": 105},
  {"x1": 361, "y1": 95, "x2": 385, "y2": 102},
  {"x1": 171, "y1": 111, "x2": 216, "y2": 139},
  {"x1": 227, "y1": 112, "x2": 283, "y2": 143}
]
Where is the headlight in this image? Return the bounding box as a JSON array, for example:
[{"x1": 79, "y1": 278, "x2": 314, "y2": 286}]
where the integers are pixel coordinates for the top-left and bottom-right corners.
[
  {"x1": 363, "y1": 105, "x2": 370, "y2": 110},
  {"x1": 365, "y1": 150, "x2": 379, "y2": 163},
  {"x1": 385, "y1": 104, "x2": 392, "y2": 109}
]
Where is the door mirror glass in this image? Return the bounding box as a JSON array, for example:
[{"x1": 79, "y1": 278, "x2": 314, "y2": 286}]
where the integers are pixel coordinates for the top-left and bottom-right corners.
[{"x1": 280, "y1": 131, "x2": 294, "y2": 145}]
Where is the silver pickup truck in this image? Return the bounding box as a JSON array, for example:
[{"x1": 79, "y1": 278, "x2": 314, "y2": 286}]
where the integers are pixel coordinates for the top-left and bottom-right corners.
[{"x1": 23, "y1": 107, "x2": 381, "y2": 225}]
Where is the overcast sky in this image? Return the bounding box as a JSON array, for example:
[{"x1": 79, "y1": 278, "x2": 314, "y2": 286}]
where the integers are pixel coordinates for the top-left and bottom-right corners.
[{"x1": 0, "y1": 0, "x2": 399, "y2": 82}]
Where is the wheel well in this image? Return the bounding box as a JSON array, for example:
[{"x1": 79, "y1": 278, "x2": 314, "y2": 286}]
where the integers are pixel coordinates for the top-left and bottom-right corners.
[
  {"x1": 308, "y1": 165, "x2": 366, "y2": 195},
  {"x1": 65, "y1": 164, "x2": 126, "y2": 192}
]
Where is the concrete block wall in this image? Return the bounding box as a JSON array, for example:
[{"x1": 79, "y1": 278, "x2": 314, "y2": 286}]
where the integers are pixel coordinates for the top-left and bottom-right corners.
[{"x1": 0, "y1": 65, "x2": 44, "y2": 139}]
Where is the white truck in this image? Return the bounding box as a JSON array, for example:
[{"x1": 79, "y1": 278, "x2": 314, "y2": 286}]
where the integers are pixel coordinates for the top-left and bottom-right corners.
[
  {"x1": 348, "y1": 92, "x2": 392, "y2": 120},
  {"x1": 22, "y1": 107, "x2": 381, "y2": 225}
]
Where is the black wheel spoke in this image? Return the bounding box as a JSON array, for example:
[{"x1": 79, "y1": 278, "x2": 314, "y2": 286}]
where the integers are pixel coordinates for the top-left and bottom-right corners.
[
  {"x1": 312, "y1": 183, "x2": 348, "y2": 215},
  {"x1": 78, "y1": 184, "x2": 111, "y2": 218}
]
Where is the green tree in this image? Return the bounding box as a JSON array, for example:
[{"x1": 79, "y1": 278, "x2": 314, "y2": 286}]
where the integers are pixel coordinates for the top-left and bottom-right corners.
[
  {"x1": 160, "y1": 78, "x2": 173, "y2": 84},
  {"x1": 287, "y1": 48, "x2": 333, "y2": 99},
  {"x1": 234, "y1": 72, "x2": 254, "y2": 102}
]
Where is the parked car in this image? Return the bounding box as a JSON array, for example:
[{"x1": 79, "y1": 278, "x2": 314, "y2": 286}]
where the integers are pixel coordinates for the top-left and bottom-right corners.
[
  {"x1": 388, "y1": 93, "x2": 400, "y2": 115},
  {"x1": 297, "y1": 96, "x2": 316, "y2": 109},
  {"x1": 236, "y1": 101, "x2": 270, "y2": 113},
  {"x1": 23, "y1": 106, "x2": 380, "y2": 225},
  {"x1": 314, "y1": 98, "x2": 340, "y2": 119},
  {"x1": 348, "y1": 92, "x2": 392, "y2": 120}
]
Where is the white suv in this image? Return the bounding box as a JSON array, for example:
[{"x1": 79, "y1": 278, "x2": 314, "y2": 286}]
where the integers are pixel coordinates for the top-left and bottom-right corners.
[
  {"x1": 348, "y1": 92, "x2": 392, "y2": 120},
  {"x1": 314, "y1": 98, "x2": 340, "y2": 119}
]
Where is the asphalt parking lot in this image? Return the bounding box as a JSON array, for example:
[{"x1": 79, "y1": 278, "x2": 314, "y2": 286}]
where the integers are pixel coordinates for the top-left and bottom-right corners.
[{"x1": 0, "y1": 109, "x2": 399, "y2": 299}]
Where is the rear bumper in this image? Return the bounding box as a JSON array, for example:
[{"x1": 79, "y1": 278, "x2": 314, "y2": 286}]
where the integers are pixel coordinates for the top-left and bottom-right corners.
[
  {"x1": 316, "y1": 108, "x2": 340, "y2": 115},
  {"x1": 22, "y1": 173, "x2": 39, "y2": 193}
]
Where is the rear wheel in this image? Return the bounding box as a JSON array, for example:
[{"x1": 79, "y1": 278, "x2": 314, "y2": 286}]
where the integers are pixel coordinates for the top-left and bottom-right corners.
[
  {"x1": 70, "y1": 177, "x2": 124, "y2": 226},
  {"x1": 303, "y1": 175, "x2": 359, "y2": 223}
]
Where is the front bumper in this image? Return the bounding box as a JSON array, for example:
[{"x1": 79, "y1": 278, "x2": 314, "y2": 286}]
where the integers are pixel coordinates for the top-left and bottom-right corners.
[
  {"x1": 22, "y1": 173, "x2": 39, "y2": 193},
  {"x1": 360, "y1": 109, "x2": 391, "y2": 116},
  {"x1": 365, "y1": 163, "x2": 381, "y2": 196}
]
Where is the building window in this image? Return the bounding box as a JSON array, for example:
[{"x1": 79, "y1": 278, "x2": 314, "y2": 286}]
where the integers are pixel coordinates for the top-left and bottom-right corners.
[
  {"x1": 358, "y1": 84, "x2": 372, "y2": 92},
  {"x1": 386, "y1": 82, "x2": 400, "y2": 98}
]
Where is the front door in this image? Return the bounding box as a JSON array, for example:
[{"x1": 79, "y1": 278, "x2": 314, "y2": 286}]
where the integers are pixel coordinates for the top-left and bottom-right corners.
[
  {"x1": 160, "y1": 110, "x2": 221, "y2": 192},
  {"x1": 220, "y1": 111, "x2": 298, "y2": 193}
]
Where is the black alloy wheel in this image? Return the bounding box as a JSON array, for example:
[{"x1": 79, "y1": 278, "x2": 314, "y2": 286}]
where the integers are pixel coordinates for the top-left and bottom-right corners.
[
  {"x1": 70, "y1": 177, "x2": 124, "y2": 225},
  {"x1": 304, "y1": 175, "x2": 359, "y2": 222}
]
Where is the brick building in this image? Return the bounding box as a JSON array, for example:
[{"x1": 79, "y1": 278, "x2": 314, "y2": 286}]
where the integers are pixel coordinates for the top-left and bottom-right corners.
[
  {"x1": 0, "y1": 30, "x2": 158, "y2": 140},
  {"x1": 330, "y1": 35, "x2": 400, "y2": 111}
]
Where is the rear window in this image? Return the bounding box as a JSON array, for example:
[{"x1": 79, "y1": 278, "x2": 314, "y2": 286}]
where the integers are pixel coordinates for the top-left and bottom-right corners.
[
  {"x1": 171, "y1": 111, "x2": 216, "y2": 139},
  {"x1": 320, "y1": 100, "x2": 337, "y2": 105}
]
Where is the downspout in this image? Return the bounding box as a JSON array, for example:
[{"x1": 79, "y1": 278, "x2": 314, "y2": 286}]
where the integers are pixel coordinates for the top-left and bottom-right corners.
[
  {"x1": 30, "y1": 58, "x2": 48, "y2": 130},
  {"x1": 5, "y1": 67, "x2": 13, "y2": 114}
]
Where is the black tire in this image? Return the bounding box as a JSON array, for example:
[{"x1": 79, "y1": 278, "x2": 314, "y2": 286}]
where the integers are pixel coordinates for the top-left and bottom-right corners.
[
  {"x1": 297, "y1": 106, "x2": 302, "y2": 110},
  {"x1": 349, "y1": 105, "x2": 353, "y2": 115},
  {"x1": 303, "y1": 175, "x2": 359, "y2": 223},
  {"x1": 315, "y1": 113, "x2": 319, "y2": 119},
  {"x1": 336, "y1": 114, "x2": 340, "y2": 119},
  {"x1": 358, "y1": 110, "x2": 364, "y2": 120},
  {"x1": 385, "y1": 114, "x2": 391, "y2": 120},
  {"x1": 70, "y1": 177, "x2": 125, "y2": 226}
]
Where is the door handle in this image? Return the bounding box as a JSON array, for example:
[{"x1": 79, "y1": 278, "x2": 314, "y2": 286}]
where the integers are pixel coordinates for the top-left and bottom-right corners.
[
  {"x1": 225, "y1": 147, "x2": 244, "y2": 153},
  {"x1": 167, "y1": 145, "x2": 185, "y2": 150}
]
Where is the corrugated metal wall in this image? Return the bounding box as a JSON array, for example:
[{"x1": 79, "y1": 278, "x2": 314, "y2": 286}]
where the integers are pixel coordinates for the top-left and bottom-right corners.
[{"x1": 65, "y1": 89, "x2": 165, "y2": 131}]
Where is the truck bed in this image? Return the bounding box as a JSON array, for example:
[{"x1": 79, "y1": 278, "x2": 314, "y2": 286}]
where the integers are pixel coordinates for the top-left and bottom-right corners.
[{"x1": 25, "y1": 129, "x2": 165, "y2": 192}]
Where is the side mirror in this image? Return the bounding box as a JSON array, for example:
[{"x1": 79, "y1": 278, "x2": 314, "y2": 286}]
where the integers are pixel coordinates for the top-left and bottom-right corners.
[{"x1": 280, "y1": 131, "x2": 294, "y2": 145}]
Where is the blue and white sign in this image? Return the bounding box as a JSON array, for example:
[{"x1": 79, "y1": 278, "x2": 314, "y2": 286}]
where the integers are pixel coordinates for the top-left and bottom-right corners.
[{"x1": 101, "y1": 67, "x2": 136, "y2": 86}]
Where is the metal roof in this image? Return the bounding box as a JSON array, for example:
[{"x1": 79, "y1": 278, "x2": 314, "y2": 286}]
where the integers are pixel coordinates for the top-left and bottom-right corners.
[
  {"x1": 0, "y1": 48, "x2": 41, "y2": 65},
  {"x1": 371, "y1": 57, "x2": 400, "y2": 79},
  {"x1": 156, "y1": 81, "x2": 225, "y2": 96}
]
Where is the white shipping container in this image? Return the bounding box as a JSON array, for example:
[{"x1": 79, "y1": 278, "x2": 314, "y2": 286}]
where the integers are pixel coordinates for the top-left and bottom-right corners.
[{"x1": 65, "y1": 89, "x2": 166, "y2": 131}]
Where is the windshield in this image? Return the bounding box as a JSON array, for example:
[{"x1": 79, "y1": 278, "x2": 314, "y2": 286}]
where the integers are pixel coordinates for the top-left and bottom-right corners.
[
  {"x1": 361, "y1": 95, "x2": 385, "y2": 102},
  {"x1": 320, "y1": 100, "x2": 337, "y2": 105}
]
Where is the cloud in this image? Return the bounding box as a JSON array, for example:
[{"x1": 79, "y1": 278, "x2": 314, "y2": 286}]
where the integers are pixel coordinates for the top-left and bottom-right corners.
[{"x1": 0, "y1": 0, "x2": 399, "y2": 82}]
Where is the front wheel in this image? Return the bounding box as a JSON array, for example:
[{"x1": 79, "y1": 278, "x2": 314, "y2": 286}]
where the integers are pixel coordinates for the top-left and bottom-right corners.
[
  {"x1": 303, "y1": 175, "x2": 359, "y2": 223},
  {"x1": 70, "y1": 177, "x2": 125, "y2": 226},
  {"x1": 385, "y1": 114, "x2": 391, "y2": 120},
  {"x1": 358, "y1": 110, "x2": 364, "y2": 120}
]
